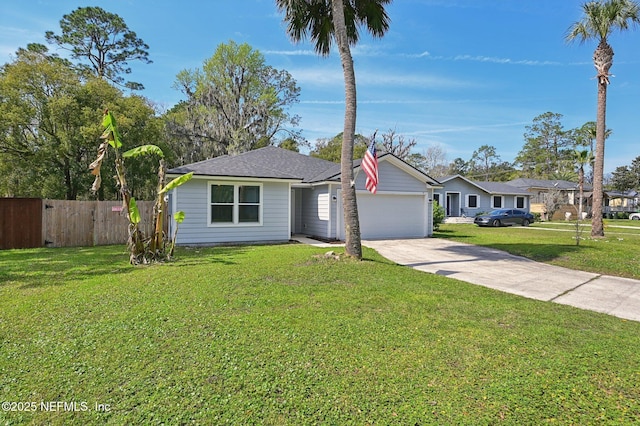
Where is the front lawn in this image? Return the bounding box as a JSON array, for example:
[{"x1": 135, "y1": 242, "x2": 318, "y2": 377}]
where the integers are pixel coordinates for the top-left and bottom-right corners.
[
  {"x1": 1, "y1": 244, "x2": 639, "y2": 425},
  {"x1": 436, "y1": 223, "x2": 640, "y2": 279}
]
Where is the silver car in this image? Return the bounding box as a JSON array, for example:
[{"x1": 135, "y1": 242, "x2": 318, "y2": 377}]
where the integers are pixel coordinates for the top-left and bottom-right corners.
[{"x1": 474, "y1": 209, "x2": 534, "y2": 227}]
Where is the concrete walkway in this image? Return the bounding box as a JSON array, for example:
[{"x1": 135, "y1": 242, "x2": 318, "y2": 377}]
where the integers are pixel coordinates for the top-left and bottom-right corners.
[{"x1": 361, "y1": 238, "x2": 640, "y2": 322}]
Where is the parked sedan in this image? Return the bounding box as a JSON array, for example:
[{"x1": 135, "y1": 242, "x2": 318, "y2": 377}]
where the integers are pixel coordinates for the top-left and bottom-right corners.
[
  {"x1": 630, "y1": 212, "x2": 640, "y2": 220},
  {"x1": 474, "y1": 209, "x2": 534, "y2": 227}
]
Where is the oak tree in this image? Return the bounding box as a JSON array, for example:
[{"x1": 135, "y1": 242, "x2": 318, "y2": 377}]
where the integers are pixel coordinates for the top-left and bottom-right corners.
[{"x1": 167, "y1": 41, "x2": 300, "y2": 163}]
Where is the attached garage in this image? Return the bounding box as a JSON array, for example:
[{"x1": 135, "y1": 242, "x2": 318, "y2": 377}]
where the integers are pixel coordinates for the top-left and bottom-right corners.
[{"x1": 337, "y1": 192, "x2": 432, "y2": 240}]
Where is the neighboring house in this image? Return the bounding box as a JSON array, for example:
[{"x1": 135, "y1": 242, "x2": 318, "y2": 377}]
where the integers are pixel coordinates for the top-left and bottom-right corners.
[
  {"x1": 166, "y1": 146, "x2": 440, "y2": 245},
  {"x1": 435, "y1": 175, "x2": 531, "y2": 218},
  {"x1": 506, "y1": 178, "x2": 592, "y2": 219},
  {"x1": 506, "y1": 178, "x2": 589, "y2": 204},
  {"x1": 603, "y1": 190, "x2": 639, "y2": 215}
]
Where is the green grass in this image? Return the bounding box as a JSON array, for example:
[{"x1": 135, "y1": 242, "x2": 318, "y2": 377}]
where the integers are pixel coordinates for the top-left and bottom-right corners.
[
  {"x1": 605, "y1": 218, "x2": 640, "y2": 228},
  {"x1": 1, "y1": 244, "x2": 640, "y2": 425},
  {"x1": 436, "y1": 222, "x2": 640, "y2": 279}
]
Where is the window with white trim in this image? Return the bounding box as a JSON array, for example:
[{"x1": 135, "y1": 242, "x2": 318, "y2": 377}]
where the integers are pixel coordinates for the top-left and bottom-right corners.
[
  {"x1": 515, "y1": 196, "x2": 526, "y2": 209},
  {"x1": 209, "y1": 183, "x2": 262, "y2": 225},
  {"x1": 492, "y1": 195, "x2": 504, "y2": 209},
  {"x1": 466, "y1": 194, "x2": 479, "y2": 209}
]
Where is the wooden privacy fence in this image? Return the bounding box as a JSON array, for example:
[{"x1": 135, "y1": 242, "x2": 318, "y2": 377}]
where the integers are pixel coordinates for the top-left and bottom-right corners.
[{"x1": 1, "y1": 198, "x2": 157, "y2": 249}]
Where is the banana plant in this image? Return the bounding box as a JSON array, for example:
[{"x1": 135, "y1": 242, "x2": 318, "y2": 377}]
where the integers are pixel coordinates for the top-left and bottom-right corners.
[{"x1": 90, "y1": 110, "x2": 193, "y2": 264}]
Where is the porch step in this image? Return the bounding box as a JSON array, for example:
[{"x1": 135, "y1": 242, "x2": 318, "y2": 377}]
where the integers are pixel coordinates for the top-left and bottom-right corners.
[{"x1": 443, "y1": 217, "x2": 475, "y2": 224}]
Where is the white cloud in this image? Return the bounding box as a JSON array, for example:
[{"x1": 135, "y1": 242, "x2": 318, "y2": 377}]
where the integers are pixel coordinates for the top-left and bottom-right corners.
[
  {"x1": 289, "y1": 66, "x2": 473, "y2": 89},
  {"x1": 412, "y1": 121, "x2": 530, "y2": 136},
  {"x1": 401, "y1": 50, "x2": 565, "y2": 66},
  {"x1": 452, "y1": 54, "x2": 562, "y2": 66},
  {"x1": 404, "y1": 51, "x2": 430, "y2": 58},
  {"x1": 350, "y1": 44, "x2": 386, "y2": 57},
  {"x1": 264, "y1": 44, "x2": 387, "y2": 58},
  {"x1": 263, "y1": 49, "x2": 318, "y2": 56}
]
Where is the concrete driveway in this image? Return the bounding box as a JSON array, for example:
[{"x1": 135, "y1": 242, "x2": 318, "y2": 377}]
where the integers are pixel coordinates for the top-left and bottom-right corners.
[{"x1": 363, "y1": 238, "x2": 640, "y2": 322}]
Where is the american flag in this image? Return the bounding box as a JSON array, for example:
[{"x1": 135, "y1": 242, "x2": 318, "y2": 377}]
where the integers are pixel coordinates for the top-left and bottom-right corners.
[{"x1": 362, "y1": 140, "x2": 378, "y2": 194}]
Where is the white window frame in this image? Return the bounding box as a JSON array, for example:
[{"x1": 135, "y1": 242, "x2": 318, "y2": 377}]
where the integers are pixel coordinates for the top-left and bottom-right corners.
[
  {"x1": 466, "y1": 194, "x2": 479, "y2": 209},
  {"x1": 514, "y1": 196, "x2": 527, "y2": 210},
  {"x1": 492, "y1": 195, "x2": 504, "y2": 209},
  {"x1": 208, "y1": 182, "x2": 263, "y2": 227}
]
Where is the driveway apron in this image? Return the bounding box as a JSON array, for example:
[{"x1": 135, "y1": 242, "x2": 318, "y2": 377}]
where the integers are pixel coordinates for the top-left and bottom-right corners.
[{"x1": 363, "y1": 238, "x2": 640, "y2": 322}]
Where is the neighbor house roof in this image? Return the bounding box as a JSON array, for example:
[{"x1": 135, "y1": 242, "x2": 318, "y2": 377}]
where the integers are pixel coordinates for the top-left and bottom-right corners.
[
  {"x1": 474, "y1": 181, "x2": 530, "y2": 195},
  {"x1": 604, "y1": 190, "x2": 638, "y2": 199},
  {"x1": 506, "y1": 178, "x2": 590, "y2": 191}
]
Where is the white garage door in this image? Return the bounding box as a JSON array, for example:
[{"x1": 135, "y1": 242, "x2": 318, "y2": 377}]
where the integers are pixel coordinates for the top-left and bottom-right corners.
[{"x1": 350, "y1": 193, "x2": 427, "y2": 239}]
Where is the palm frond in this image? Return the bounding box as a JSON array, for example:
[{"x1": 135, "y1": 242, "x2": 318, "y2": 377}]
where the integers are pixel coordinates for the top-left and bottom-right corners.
[
  {"x1": 276, "y1": 0, "x2": 392, "y2": 56},
  {"x1": 566, "y1": 0, "x2": 640, "y2": 43}
]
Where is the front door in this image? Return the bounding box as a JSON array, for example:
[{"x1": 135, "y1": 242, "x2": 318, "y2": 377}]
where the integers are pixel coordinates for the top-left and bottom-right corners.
[{"x1": 446, "y1": 193, "x2": 460, "y2": 217}]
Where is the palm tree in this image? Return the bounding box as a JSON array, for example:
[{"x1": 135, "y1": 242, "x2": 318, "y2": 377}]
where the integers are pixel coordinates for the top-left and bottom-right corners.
[
  {"x1": 574, "y1": 121, "x2": 612, "y2": 184},
  {"x1": 574, "y1": 149, "x2": 595, "y2": 219},
  {"x1": 276, "y1": 0, "x2": 391, "y2": 258},
  {"x1": 566, "y1": 0, "x2": 640, "y2": 237}
]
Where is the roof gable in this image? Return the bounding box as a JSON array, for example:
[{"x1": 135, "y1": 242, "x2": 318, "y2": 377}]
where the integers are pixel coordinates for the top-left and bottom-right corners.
[
  {"x1": 438, "y1": 174, "x2": 529, "y2": 195},
  {"x1": 354, "y1": 153, "x2": 441, "y2": 186}
]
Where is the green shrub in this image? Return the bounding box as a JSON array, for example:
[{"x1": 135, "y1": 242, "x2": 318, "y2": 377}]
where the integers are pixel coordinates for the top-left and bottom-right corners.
[{"x1": 433, "y1": 200, "x2": 445, "y2": 230}]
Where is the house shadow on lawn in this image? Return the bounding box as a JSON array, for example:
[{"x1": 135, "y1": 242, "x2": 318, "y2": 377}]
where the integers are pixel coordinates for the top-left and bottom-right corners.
[
  {"x1": 437, "y1": 240, "x2": 582, "y2": 264},
  {"x1": 481, "y1": 242, "x2": 582, "y2": 263},
  {"x1": 433, "y1": 229, "x2": 473, "y2": 239},
  {"x1": 0, "y1": 246, "x2": 135, "y2": 290},
  {"x1": 0, "y1": 245, "x2": 246, "y2": 290},
  {"x1": 166, "y1": 246, "x2": 245, "y2": 267}
]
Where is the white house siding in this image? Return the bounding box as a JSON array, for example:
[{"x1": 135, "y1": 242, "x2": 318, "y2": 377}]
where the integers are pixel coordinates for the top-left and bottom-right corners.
[
  {"x1": 299, "y1": 186, "x2": 332, "y2": 239},
  {"x1": 174, "y1": 179, "x2": 290, "y2": 245}
]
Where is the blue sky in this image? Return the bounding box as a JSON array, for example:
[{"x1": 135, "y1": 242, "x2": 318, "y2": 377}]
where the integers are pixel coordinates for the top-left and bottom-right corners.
[{"x1": 1, "y1": 0, "x2": 639, "y2": 174}]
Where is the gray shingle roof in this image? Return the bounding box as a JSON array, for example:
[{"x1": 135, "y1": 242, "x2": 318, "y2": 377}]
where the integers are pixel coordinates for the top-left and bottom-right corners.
[
  {"x1": 507, "y1": 178, "x2": 589, "y2": 191},
  {"x1": 167, "y1": 146, "x2": 340, "y2": 183},
  {"x1": 168, "y1": 146, "x2": 441, "y2": 186},
  {"x1": 474, "y1": 181, "x2": 530, "y2": 195}
]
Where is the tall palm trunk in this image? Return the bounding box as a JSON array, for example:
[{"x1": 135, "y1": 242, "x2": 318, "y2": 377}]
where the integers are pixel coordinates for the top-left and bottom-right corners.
[
  {"x1": 578, "y1": 165, "x2": 585, "y2": 219},
  {"x1": 331, "y1": 0, "x2": 362, "y2": 258},
  {"x1": 591, "y1": 40, "x2": 613, "y2": 237}
]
